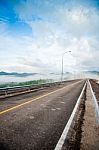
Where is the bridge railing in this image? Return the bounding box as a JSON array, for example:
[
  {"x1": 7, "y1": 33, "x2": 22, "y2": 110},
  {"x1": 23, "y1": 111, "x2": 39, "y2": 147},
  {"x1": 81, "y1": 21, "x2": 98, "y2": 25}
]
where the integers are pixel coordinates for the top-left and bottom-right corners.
[{"x1": 0, "y1": 79, "x2": 79, "y2": 98}]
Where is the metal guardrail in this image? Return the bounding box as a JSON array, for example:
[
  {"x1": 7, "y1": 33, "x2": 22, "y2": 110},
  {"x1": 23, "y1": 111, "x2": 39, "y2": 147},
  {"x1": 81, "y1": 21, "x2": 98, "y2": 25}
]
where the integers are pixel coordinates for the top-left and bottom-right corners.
[
  {"x1": 0, "y1": 82, "x2": 53, "y2": 97},
  {"x1": 0, "y1": 79, "x2": 80, "y2": 90},
  {"x1": 0, "y1": 83, "x2": 51, "y2": 90},
  {"x1": 0, "y1": 79, "x2": 80, "y2": 98},
  {"x1": 88, "y1": 80, "x2": 99, "y2": 124}
]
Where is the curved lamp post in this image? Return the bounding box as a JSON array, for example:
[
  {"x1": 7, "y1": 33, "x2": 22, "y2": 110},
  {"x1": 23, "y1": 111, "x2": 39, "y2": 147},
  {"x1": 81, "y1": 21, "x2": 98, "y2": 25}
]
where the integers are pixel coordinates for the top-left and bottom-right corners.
[{"x1": 61, "y1": 51, "x2": 71, "y2": 82}]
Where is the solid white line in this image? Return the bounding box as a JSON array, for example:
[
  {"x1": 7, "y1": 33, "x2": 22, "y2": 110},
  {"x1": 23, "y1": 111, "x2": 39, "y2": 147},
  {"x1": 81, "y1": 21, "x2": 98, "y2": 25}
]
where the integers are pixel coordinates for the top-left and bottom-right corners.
[
  {"x1": 54, "y1": 81, "x2": 86, "y2": 150},
  {"x1": 88, "y1": 80, "x2": 99, "y2": 124}
]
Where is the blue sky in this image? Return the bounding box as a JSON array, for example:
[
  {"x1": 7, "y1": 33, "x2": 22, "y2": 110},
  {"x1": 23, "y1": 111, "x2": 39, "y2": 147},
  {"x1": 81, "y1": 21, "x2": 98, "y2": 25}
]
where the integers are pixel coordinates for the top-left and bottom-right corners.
[{"x1": 0, "y1": 0, "x2": 99, "y2": 73}]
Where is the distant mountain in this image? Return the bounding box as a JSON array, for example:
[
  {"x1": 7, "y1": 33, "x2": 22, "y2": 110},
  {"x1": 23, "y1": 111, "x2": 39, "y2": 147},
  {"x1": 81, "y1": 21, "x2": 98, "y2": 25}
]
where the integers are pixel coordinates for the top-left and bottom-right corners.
[
  {"x1": 50, "y1": 72, "x2": 72, "y2": 75},
  {"x1": 0, "y1": 71, "x2": 37, "y2": 77},
  {"x1": 85, "y1": 71, "x2": 99, "y2": 75},
  {"x1": 0, "y1": 71, "x2": 99, "y2": 78},
  {"x1": 50, "y1": 72, "x2": 60, "y2": 75},
  {"x1": 64, "y1": 72, "x2": 72, "y2": 74}
]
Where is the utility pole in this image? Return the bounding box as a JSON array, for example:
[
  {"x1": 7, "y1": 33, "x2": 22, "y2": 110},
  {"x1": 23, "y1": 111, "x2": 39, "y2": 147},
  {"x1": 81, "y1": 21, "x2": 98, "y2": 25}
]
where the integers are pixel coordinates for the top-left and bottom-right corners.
[{"x1": 61, "y1": 51, "x2": 71, "y2": 82}]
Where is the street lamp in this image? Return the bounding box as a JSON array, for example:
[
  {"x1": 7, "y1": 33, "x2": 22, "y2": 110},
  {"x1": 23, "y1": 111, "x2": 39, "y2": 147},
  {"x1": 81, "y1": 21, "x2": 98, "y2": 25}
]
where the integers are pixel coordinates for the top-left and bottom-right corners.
[{"x1": 61, "y1": 51, "x2": 71, "y2": 82}]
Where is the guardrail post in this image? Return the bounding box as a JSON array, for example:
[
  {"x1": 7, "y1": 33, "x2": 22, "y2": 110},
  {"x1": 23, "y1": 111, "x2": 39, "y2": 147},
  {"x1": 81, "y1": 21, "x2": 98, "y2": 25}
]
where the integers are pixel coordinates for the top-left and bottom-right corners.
[{"x1": 5, "y1": 90, "x2": 7, "y2": 96}]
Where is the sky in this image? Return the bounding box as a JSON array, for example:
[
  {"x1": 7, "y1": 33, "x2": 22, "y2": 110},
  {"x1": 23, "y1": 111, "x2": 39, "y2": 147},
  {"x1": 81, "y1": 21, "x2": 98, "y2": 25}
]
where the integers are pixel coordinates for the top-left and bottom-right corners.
[{"x1": 0, "y1": 0, "x2": 99, "y2": 74}]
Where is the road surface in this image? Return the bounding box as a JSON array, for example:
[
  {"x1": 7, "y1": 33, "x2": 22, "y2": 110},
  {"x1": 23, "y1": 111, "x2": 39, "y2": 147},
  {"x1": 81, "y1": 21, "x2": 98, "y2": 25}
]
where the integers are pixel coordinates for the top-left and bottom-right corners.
[{"x1": 0, "y1": 80, "x2": 85, "y2": 150}]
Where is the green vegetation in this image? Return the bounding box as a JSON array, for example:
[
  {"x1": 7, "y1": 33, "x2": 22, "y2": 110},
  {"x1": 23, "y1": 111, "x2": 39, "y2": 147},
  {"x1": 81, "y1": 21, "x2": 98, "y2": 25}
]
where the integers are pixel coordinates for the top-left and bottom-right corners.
[{"x1": 0, "y1": 79, "x2": 54, "y2": 88}]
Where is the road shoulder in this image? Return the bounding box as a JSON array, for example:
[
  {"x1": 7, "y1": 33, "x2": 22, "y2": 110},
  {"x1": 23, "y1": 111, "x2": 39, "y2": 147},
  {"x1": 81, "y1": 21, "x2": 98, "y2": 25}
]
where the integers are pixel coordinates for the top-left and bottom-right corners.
[{"x1": 80, "y1": 81, "x2": 99, "y2": 150}]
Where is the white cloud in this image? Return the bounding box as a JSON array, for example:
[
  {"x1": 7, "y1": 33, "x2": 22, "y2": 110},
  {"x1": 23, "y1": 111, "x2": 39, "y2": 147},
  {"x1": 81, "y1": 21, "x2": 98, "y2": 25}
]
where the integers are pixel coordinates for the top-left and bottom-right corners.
[
  {"x1": 0, "y1": 21, "x2": 8, "y2": 36},
  {"x1": 0, "y1": 1, "x2": 99, "y2": 74}
]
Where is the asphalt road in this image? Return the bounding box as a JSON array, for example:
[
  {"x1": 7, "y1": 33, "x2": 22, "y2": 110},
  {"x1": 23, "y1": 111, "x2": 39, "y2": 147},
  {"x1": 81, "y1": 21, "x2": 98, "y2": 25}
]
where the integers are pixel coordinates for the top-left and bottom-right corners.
[{"x1": 0, "y1": 80, "x2": 85, "y2": 150}]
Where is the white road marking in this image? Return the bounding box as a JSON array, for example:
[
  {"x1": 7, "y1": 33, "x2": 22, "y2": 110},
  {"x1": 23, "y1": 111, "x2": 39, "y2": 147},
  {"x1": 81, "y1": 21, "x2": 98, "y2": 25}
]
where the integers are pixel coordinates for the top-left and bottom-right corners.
[
  {"x1": 27, "y1": 107, "x2": 31, "y2": 110},
  {"x1": 51, "y1": 108, "x2": 56, "y2": 111},
  {"x1": 29, "y1": 116, "x2": 35, "y2": 119},
  {"x1": 60, "y1": 101, "x2": 65, "y2": 104},
  {"x1": 56, "y1": 108, "x2": 61, "y2": 110}
]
